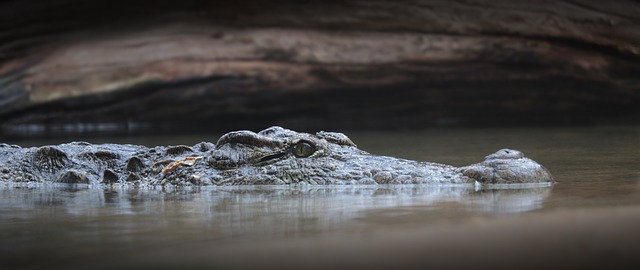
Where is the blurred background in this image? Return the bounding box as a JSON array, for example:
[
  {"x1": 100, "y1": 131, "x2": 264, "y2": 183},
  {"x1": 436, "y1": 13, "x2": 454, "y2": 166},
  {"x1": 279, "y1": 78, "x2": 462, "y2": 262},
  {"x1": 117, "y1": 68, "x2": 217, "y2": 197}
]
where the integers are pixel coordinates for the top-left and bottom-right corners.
[
  {"x1": 1, "y1": 2, "x2": 640, "y2": 269},
  {"x1": 1, "y1": 0, "x2": 639, "y2": 138}
]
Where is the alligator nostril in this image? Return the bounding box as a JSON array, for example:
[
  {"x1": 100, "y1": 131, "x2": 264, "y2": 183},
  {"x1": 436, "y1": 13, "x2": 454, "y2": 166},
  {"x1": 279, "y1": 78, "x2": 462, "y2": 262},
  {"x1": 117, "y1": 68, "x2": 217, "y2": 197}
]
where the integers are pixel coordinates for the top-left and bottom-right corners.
[{"x1": 485, "y1": 149, "x2": 524, "y2": 160}]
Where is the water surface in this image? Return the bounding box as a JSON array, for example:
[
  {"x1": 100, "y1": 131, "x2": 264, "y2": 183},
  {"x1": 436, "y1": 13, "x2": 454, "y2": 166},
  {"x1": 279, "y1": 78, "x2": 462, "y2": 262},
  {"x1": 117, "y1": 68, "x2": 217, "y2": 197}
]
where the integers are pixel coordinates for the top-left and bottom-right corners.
[{"x1": 1, "y1": 126, "x2": 639, "y2": 269}]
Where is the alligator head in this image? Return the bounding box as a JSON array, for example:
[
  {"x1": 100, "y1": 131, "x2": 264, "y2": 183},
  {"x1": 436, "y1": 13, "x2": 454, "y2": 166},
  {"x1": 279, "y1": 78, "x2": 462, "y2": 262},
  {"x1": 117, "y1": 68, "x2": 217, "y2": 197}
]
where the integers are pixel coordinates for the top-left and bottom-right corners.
[{"x1": 203, "y1": 127, "x2": 553, "y2": 185}]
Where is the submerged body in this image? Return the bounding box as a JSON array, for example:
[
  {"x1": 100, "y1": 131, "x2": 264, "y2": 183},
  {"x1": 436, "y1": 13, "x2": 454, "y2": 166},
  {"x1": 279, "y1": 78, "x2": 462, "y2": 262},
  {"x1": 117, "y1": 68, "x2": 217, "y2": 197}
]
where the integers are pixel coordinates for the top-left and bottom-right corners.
[{"x1": 0, "y1": 127, "x2": 553, "y2": 186}]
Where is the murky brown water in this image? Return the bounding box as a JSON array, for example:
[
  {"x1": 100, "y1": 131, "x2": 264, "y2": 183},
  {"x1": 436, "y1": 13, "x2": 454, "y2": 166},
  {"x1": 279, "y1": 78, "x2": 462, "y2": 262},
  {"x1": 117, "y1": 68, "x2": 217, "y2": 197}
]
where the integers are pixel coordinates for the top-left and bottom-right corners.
[{"x1": 1, "y1": 126, "x2": 639, "y2": 269}]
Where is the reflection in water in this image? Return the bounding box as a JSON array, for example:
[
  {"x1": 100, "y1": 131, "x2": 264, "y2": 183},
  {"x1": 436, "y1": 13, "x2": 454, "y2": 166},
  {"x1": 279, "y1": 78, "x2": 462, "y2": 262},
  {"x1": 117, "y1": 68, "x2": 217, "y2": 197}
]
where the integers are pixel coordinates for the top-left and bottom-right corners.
[{"x1": 0, "y1": 184, "x2": 551, "y2": 241}]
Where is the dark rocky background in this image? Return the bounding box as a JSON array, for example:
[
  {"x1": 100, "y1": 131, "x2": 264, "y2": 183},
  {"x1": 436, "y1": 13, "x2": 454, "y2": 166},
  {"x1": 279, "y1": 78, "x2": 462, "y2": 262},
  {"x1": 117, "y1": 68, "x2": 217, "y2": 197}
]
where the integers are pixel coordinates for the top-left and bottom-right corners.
[{"x1": 1, "y1": 0, "x2": 639, "y2": 138}]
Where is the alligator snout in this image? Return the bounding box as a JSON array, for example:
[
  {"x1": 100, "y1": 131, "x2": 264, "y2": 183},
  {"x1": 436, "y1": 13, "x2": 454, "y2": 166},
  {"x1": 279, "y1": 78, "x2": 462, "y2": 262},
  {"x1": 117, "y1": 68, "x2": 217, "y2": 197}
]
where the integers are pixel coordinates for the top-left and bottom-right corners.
[{"x1": 461, "y1": 149, "x2": 553, "y2": 184}]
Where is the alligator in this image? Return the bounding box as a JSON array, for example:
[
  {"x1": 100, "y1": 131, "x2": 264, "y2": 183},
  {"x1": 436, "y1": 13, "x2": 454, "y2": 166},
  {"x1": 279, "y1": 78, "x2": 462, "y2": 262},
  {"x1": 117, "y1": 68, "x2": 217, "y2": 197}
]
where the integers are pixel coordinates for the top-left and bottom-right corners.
[{"x1": 0, "y1": 126, "x2": 553, "y2": 186}]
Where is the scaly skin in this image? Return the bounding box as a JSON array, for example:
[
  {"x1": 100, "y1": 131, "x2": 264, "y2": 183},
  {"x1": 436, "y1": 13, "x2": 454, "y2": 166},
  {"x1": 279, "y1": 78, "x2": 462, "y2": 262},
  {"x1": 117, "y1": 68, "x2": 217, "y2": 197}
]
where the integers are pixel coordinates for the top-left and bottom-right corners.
[{"x1": 0, "y1": 126, "x2": 553, "y2": 186}]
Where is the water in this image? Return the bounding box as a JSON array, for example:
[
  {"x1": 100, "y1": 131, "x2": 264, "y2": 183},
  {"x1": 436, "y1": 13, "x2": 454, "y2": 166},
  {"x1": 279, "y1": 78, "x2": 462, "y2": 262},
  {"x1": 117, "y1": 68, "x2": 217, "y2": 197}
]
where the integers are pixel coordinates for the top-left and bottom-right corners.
[{"x1": 1, "y1": 126, "x2": 639, "y2": 269}]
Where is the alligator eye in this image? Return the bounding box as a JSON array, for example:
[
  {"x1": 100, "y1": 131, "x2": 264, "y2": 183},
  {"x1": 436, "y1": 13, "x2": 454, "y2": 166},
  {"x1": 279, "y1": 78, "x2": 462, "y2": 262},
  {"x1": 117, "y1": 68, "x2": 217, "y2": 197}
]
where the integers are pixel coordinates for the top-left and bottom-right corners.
[{"x1": 292, "y1": 142, "x2": 315, "y2": 158}]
